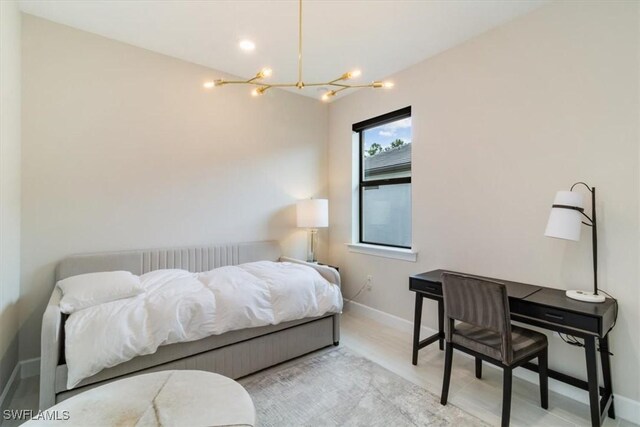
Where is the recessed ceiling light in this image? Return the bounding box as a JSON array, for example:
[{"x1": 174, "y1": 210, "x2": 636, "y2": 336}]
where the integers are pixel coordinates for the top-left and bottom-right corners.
[{"x1": 239, "y1": 40, "x2": 256, "y2": 51}]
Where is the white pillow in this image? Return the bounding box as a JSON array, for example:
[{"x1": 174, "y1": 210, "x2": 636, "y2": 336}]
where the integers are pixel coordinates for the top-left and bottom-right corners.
[{"x1": 57, "y1": 271, "x2": 144, "y2": 314}]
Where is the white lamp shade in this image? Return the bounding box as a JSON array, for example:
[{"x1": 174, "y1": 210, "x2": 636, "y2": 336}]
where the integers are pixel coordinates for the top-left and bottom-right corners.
[
  {"x1": 544, "y1": 191, "x2": 584, "y2": 241},
  {"x1": 297, "y1": 199, "x2": 328, "y2": 228}
]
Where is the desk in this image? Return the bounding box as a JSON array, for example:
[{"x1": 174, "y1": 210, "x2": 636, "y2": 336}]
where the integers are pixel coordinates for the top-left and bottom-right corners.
[{"x1": 410, "y1": 269, "x2": 617, "y2": 427}]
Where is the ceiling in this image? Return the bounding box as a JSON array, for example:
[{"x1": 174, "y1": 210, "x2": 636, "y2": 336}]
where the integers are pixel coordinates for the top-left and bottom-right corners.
[{"x1": 19, "y1": 0, "x2": 546, "y2": 101}]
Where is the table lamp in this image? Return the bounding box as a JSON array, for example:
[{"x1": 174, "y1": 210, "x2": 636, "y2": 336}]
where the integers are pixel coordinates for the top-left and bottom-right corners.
[
  {"x1": 544, "y1": 182, "x2": 605, "y2": 303},
  {"x1": 297, "y1": 199, "x2": 328, "y2": 263}
]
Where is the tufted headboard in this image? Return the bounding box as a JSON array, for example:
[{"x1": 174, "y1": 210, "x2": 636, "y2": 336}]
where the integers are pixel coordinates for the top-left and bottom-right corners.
[{"x1": 55, "y1": 240, "x2": 282, "y2": 281}]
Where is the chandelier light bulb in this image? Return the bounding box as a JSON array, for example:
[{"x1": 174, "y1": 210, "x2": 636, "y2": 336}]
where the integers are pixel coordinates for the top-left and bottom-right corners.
[
  {"x1": 383, "y1": 81, "x2": 394, "y2": 89},
  {"x1": 340, "y1": 69, "x2": 361, "y2": 80},
  {"x1": 252, "y1": 87, "x2": 267, "y2": 97},
  {"x1": 255, "y1": 68, "x2": 273, "y2": 79},
  {"x1": 321, "y1": 90, "x2": 336, "y2": 101},
  {"x1": 203, "y1": 81, "x2": 215, "y2": 89}
]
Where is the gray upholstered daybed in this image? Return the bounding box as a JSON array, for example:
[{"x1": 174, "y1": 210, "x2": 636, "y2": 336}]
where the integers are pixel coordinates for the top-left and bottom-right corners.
[{"x1": 39, "y1": 241, "x2": 340, "y2": 409}]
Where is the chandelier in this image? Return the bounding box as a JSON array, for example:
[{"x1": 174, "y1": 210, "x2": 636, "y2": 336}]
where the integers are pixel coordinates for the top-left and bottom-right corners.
[{"x1": 203, "y1": 0, "x2": 394, "y2": 101}]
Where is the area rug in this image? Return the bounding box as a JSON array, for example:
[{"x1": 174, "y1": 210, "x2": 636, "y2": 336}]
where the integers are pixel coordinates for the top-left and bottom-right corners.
[{"x1": 239, "y1": 346, "x2": 487, "y2": 427}]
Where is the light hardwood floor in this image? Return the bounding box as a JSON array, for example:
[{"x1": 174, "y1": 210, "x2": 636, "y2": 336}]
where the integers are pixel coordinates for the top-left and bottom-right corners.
[
  {"x1": 2, "y1": 310, "x2": 636, "y2": 426},
  {"x1": 340, "y1": 309, "x2": 634, "y2": 427}
]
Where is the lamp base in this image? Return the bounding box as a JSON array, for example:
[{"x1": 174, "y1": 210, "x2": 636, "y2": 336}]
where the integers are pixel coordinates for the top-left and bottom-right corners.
[
  {"x1": 306, "y1": 229, "x2": 318, "y2": 263},
  {"x1": 565, "y1": 290, "x2": 605, "y2": 303}
]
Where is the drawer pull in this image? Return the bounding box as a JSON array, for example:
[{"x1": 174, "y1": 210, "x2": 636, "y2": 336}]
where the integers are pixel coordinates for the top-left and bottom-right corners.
[
  {"x1": 544, "y1": 313, "x2": 564, "y2": 321},
  {"x1": 425, "y1": 286, "x2": 438, "y2": 292}
]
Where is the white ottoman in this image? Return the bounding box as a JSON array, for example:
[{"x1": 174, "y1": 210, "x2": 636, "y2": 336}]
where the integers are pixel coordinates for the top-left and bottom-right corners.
[{"x1": 27, "y1": 370, "x2": 255, "y2": 426}]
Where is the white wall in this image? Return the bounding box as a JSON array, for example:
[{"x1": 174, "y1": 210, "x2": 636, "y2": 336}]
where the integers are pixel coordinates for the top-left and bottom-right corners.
[
  {"x1": 328, "y1": 0, "x2": 639, "y2": 409},
  {"x1": 20, "y1": 15, "x2": 329, "y2": 360},
  {"x1": 0, "y1": 0, "x2": 22, "y2": 391}
]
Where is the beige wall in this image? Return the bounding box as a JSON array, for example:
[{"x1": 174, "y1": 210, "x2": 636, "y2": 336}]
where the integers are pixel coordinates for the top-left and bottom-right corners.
[
  {"x1": 16, "y1": 0, "x2": 640, "y2": 416},
  {"x1": 20, "y1": 15, "x2": 329, "y2": 360},
  {"x1": 0, "y1": 0, "x2": 22, "y2": 391},
  {"x1": 328, "y1": 0, "x2": 639, "y2": 407}
]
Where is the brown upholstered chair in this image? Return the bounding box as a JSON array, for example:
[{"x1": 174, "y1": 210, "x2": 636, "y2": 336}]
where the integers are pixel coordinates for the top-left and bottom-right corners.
[{"x1": 440, "y1": 272, "x2": 549, "y2": 427}]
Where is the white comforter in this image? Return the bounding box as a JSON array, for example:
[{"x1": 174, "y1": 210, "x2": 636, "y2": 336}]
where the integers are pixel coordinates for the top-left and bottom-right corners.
[{"x1": 64, "y1": 261, "x2": 342, "y2": 389}]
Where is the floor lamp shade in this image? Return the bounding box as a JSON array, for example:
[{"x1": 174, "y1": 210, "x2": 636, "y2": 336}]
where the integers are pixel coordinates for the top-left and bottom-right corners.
[
  {"x1": 544, "y1": 191, "x2": 584, "y2": 242},
  {"x1": 297, "y1": 199, "x2": 329, "y2": 228}
]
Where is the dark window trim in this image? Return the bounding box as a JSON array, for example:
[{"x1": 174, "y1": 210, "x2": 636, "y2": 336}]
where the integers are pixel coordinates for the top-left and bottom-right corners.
[
  {"x1": 353, "y1": 106, "x2": 412, "y2": 132},
  {"x1": 356, "y1": 106, "x2": 412, "y2": 249}
]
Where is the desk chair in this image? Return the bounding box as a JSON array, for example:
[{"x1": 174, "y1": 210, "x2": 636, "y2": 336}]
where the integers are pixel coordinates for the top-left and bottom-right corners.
[{"x1": 440, "y1": 273, "x2": 549, "y2": 427}]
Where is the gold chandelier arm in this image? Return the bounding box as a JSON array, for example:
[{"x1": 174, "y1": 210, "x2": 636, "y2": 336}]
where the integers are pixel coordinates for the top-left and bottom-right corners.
[
  {"x1": 301, "y1": 82, "x2": 333, "y2": 87},
  {"x1": 338, "y1": 83, "x2": 380, "y2": 88},
  {"x1": 326, "y1": 82, "x2": 350, "y2": 88},
  {"x1": 217, "y1": 80, "x2": 261, "y2": 85},
  {"x1": 324, "y1": 82, "x2": 376, "y2": 89},
  {"x1": 265, "y1": 83, "x2": 301, "y2": 88},
  {"x1": 302, "y1": 81, "x2": 370, "y2": 88},
  {"x1": 327, "y1": 73, "x2": 351, "y2": 84}
]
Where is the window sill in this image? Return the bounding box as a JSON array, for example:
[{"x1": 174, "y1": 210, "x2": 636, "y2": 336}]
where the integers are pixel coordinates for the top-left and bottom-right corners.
[{"x1": 346, "y1": 243, "x2": 418, "y2": 262}]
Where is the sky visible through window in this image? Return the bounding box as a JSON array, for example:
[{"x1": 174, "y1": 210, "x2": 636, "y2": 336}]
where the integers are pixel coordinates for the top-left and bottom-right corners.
[{"x1": 363, "y1": 117, "x2": 412, "y2": 154}]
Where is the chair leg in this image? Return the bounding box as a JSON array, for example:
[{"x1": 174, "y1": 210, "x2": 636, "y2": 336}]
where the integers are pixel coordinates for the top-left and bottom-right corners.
[
  {"x1": 501, "y1": 367, "x2": 512, "y2": 427},
  {"x1": 539, "y1": 348, "x2": 549, "y2": 410},
  {"x1": 440, "y1": 342, "x2": 454, "y2": 405},
  {"x1": 475, "y1": 357, "x2": 482, "y2": 379}
]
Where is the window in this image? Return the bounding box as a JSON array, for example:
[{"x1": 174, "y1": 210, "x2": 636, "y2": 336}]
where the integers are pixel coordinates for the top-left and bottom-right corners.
[{"x1": 354, "y1": 107, "x2": 412, "y2": 248}]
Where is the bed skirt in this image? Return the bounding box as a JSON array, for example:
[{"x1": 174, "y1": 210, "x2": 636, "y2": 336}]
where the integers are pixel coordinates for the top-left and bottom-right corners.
[{"x1": 56, "y1": 316, "x2": 336, "y2": 403}]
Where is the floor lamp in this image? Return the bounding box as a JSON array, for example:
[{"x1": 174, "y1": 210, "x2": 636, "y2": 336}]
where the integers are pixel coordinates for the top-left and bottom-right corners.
[{"x1": 544, "y1": 182, "x2": 605, "y2": 303}]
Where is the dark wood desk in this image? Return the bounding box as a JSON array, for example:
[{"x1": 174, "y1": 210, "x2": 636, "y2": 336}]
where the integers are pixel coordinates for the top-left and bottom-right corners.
[{"x1": 410, "y1": 269, "x2": 617, "y2": 427}]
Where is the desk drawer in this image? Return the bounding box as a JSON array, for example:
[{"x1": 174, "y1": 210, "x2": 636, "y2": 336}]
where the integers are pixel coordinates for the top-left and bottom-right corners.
[
  {"x1": 510, "y1": 300, "x2": 599, "y2": 335},
  {"x1": 410, "y1": 278, "x2": 442, "y2": 296}
]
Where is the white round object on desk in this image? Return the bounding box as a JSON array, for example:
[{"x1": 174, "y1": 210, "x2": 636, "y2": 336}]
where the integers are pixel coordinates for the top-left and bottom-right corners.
[
  {"x1": 26, "y1": 370, "x2": 255, "y2": 426},
  {"x1": 566, "y1": 289, "x2": 606, "y2": 303}
]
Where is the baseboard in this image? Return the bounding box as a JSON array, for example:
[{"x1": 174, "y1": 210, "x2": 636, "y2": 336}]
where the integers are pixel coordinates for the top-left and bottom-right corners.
[
  {"x1": 19, "y1": 357, "x2": 40, "y2": 379},
  {"x1": 345, "y1": 299, "x2": 421, "y2": 336},
  {"x1": 344, "y1": 300, "x2": 640, "y2": 424},
  {"x1": 0, "y1": 363, "x2": 20, "y2": 412},
  {"x1": 612, "y1": 394, "x2": 640, "y2": 425},
  {"x1": 0, "y1": 356, "x2": 41, "y2": 413}
]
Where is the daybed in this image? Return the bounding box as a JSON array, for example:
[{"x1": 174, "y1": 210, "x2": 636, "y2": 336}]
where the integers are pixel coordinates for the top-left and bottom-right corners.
[{"x1": 39, "y1": 240, "x2": 340, "y2": 409}]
